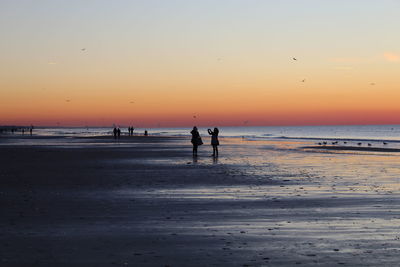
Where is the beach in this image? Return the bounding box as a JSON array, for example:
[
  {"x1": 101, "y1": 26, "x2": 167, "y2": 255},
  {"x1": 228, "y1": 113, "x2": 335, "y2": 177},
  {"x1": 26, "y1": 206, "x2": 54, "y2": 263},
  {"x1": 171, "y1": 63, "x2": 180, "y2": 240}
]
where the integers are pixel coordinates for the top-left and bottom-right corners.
[{"x1": 1, "y1": 134, "x2": 400, "y2": 266}]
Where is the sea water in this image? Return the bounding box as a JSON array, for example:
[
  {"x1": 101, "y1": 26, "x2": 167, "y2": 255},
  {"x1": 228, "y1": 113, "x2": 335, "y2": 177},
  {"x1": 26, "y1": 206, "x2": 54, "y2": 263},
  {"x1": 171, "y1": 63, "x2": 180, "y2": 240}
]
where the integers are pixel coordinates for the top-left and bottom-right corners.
[{"x1": 26, "y1": 125, "x2": 400, "y2": 142}]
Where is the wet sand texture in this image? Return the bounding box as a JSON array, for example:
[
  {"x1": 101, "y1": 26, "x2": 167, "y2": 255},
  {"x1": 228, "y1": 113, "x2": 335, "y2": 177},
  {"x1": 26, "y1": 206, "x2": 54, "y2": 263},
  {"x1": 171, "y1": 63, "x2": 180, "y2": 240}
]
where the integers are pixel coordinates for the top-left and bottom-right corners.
[{"x1": 1, "y1": 136, "x2": 400, "y2": 266}]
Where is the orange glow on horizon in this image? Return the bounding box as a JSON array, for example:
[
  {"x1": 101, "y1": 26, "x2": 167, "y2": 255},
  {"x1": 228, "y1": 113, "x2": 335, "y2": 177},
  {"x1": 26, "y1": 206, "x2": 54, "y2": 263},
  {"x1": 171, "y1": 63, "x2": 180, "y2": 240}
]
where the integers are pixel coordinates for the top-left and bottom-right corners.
[{"x1": 1, "y1": 1, "x2": 400, "y2": 127}]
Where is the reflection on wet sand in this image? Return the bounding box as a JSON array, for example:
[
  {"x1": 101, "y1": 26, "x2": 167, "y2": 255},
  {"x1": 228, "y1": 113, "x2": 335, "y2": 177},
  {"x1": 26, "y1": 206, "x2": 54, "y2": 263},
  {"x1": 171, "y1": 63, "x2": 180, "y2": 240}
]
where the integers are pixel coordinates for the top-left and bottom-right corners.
[{"x1": 2, "y1": 136, "x2": 400, "y2": 266}]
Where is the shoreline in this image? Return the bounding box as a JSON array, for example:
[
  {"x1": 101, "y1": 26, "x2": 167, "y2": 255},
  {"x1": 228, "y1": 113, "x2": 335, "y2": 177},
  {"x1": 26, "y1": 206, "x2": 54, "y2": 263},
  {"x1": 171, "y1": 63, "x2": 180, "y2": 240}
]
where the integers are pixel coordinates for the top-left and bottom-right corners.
[
  {"x1": 303, "y1": 145, "x2": 400, "y2": 152},
  {"x1": 1, "y1": 135, "x2": 400, "y2": 266}
]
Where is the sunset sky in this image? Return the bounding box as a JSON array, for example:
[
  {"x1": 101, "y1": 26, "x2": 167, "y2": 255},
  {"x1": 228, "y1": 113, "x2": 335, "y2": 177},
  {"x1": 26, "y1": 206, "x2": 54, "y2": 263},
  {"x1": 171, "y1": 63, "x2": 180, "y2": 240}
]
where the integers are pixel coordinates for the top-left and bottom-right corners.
[{"x1": 1, "y1": 0, "x2": 400, "y2": 127}]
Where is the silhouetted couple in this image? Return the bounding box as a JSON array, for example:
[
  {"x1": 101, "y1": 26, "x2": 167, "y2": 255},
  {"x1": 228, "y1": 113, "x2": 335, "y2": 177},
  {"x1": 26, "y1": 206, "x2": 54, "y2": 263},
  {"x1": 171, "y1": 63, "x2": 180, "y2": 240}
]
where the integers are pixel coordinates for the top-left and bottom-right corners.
[
  {"x1": 190, "y1": 126, "x2": 219, "y2": 157},
  {"x1": 128, "y1": 126, "x2": 134, "y2": 136},
  {"x1": 113, "y1": 127, "x2": 121, "y2": 139}
]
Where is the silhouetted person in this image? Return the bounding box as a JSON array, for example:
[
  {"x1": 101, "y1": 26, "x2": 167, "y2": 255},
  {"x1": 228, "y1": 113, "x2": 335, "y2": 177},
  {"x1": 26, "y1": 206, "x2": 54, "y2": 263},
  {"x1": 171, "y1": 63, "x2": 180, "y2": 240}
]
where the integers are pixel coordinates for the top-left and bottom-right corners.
[
  {"x1": 144, "y1": 130, "x2": 148, "y2": 136},
  {"x1": 208, "y1": 127, "x2": 219, "y2": 157},
  {"x1": 191, "y1": 126, "x2": 202, "y2": 156},
  {"x1": 29, "y1": 126, "x2": 33, "y2": 136},
  {"x1": 113, "y1": 127, "x2": 117, "y2": 139},
  {"x1": 117, "y1": 128, "x2": 121, "y2": 138}
]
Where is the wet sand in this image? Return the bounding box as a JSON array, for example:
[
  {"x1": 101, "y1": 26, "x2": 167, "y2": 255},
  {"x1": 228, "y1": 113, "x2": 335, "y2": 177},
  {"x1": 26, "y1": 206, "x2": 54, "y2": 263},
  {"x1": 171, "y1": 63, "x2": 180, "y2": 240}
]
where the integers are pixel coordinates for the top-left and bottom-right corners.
[
  {"x1": 304, "y1": 145, "x2": 400, "y2": 152},
  {"x1": 1, "y1": 135, "x2": 400, "y2": 266}
]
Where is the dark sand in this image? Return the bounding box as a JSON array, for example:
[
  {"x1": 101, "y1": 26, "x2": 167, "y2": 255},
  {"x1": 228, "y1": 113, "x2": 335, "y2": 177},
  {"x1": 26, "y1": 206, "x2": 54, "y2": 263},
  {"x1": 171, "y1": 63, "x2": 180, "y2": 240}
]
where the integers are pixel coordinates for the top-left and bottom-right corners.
[{"x1": 1, "y1": 136, "x2": 400, "y2": 266}]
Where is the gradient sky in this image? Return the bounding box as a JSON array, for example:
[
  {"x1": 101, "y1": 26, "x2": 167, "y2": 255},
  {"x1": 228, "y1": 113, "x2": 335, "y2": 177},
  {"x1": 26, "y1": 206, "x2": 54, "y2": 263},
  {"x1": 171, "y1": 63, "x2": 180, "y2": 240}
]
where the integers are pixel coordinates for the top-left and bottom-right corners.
[{"x1": 1, "y1": 0, "x2": 400, "y2": 127}]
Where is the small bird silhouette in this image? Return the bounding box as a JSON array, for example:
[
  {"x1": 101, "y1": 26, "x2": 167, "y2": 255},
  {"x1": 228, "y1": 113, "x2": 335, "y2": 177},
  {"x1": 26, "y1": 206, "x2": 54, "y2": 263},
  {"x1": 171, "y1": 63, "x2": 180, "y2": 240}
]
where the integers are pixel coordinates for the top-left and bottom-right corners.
[
  {"x1": 65, "y1": 99, "x2": 71, "y2": 102},
  {"x1": 293, "y1": 57, "x2": 297, "y2": 61},
  {"x1": 130, "y1": 101, "x2": 134, "y2": 104},
  {"x1": 370, "y1": 83, "x2": 375, "y2": 86},
  {"x1": 81, "y1": 48, "x2": 86, "y2": 51},
  {"x1": 301, "y1": 79, "x2": 305, "y2": 82}
]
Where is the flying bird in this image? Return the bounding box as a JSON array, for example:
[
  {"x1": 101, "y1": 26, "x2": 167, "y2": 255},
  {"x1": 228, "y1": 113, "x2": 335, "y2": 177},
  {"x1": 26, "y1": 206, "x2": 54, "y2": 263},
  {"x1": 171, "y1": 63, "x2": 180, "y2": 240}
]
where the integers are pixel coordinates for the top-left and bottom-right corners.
[
  {"x1": 301, "y1": 79, "x2": 306, "y2": 82},
  {"x1": 193, "y1": 115, "x2": 197, "y2": 119},
  {"x1": 81, "y1": 48, "x2": 86, "y2": 51},
  {"x1": 293, "y1": 57, "x2": 297, "y2": 61},
  {"x1": 130, "y1": 101, "x2": 134, "y2": 104},
  {"x1": 370, "y1": 83, "x2": 375, "y2": 86},
  {"x1": 65, "y1": 99, "x2": 71, "y2": 102}
]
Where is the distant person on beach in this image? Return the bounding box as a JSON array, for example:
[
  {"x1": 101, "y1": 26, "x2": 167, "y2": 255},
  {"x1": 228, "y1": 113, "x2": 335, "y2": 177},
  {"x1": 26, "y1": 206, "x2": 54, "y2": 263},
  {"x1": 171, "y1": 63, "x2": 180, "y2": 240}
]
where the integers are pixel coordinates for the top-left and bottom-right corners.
[
  {"x1": 113, "y1": 127, "x2": 117, "y2": 139},
  {"x1": 117, "y1": 128, "x2": 121, "y2": 138},
  {"x1": 29, "y1": 126, "x2": 33, "y2": 136},
  {"x1": 191, "y1": 126, "x2": 203, "y2": 156},
  {"x1": 144, "y1": 130, "x2": 148, "y2": 136},
  {"x1": 129, "y1": 127, "x2": 134, "y2": 136},
  {"x1": 208, "y1": 128, "x2": 219, "y2": 157}
]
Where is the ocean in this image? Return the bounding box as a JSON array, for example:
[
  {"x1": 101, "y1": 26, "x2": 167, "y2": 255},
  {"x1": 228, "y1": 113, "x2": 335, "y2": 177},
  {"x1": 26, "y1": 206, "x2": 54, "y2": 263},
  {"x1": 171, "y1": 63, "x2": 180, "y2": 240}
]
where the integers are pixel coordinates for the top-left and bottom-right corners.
[
  {"x1": 23, "y1": 125, "x2": 400, "y2": 141},
  {"x1": 3, "y1": 125, "x2": 400, "y2": 150}
]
